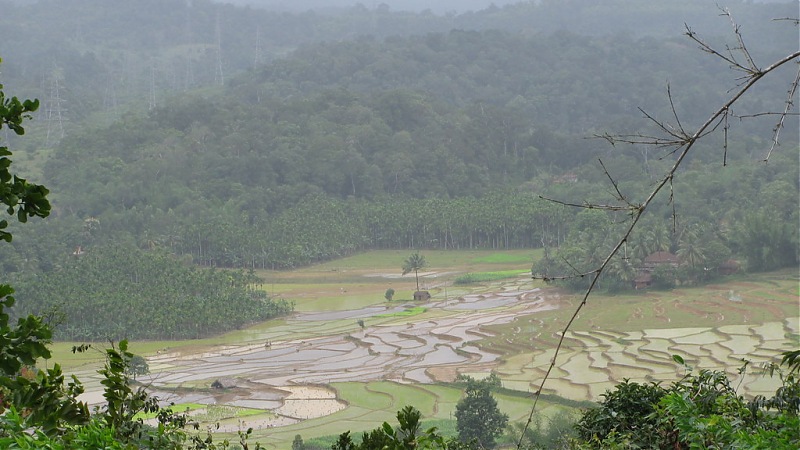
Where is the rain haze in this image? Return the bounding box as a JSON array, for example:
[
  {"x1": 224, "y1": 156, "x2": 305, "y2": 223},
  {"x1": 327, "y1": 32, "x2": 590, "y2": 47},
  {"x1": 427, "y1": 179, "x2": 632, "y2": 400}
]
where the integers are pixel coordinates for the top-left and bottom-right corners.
[
  {"x1": 0, "y1": 0, "x2": 797, "y2": 448},
  {"x1": 220, "y1": 0, "x2": 528, "y2": 14}
]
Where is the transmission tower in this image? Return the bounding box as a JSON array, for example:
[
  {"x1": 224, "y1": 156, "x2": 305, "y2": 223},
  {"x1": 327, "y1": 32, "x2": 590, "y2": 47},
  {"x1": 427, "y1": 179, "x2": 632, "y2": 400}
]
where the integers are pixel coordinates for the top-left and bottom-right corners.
[
  {"x1": 214, "y1": 12, "x2": 224, "y2": 86},
  {"x1": 149, "y1": 65, "x2": 157, "y2": 110},
  {"x1": 183, "y1": 4, "x2": 196, "y2": 91},
  {"x1": 44, "y1": 68, "x2": 67, "y2": 147},
  {"x1": 254, "y1": 26, "x2": 262, "y2": 69}
]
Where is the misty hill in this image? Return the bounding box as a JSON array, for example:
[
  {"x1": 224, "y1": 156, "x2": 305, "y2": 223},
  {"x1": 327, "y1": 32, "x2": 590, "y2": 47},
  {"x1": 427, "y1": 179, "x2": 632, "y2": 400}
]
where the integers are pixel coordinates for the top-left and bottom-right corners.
[
  {"x1": 0, "y1": 0, "x2": 797, "y2": 329},
  {"x1": 38, "y1": 27, "x2": 793, "y2": 210},
  {"x1": 218, "y1": 0, "x2": 524, "y2": 14},
  {"x1": 35, "y1": 4, "x2": 796, "y2": 198},
  {"x1": 1, "y1": 18, "x2": 790, "y2": 271},
  {"x1": 0, "y1": 0, "x2": 794, "y2": 121}
]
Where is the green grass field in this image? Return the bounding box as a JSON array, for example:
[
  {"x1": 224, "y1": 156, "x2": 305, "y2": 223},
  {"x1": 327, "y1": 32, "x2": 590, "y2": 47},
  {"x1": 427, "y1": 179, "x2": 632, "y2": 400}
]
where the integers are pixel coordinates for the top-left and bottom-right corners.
[{"x1": 453, "y1": 270, "x2": 530, "y2": 285}]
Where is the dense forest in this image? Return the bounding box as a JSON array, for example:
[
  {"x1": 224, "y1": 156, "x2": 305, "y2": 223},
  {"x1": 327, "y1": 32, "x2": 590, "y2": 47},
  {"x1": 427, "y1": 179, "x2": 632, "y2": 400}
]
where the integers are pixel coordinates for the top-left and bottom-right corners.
[
  {"x1": 12, "y1": 244, "x2": 293, "y2": 341},
  {"x1": 0, "y1": 0, "x2": 797, "y2": 336}
]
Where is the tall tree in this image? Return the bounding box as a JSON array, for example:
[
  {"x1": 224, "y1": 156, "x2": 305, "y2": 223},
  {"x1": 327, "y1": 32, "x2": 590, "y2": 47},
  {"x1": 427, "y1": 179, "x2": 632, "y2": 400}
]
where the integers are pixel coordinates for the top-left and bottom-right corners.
[
  {"x1": 455, "y1": 375, "x2": 508, "y2": 448},
  {"x1": 402, "y1": 252, "x2": 427, "y2": 292},
  {"x1": 291, "y1": 434, "x2": 305, "y2": 450}
]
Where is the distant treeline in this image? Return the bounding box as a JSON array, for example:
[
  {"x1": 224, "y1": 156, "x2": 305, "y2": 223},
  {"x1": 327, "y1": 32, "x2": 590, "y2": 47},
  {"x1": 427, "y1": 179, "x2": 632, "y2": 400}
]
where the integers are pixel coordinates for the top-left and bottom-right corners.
[{"x1": 5, "y1": 144, "x2": 797, "y2": 273}]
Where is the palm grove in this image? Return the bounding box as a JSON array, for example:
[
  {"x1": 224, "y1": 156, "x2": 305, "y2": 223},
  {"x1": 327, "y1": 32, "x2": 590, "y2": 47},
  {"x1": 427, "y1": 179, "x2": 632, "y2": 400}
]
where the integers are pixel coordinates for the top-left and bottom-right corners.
[{"x1": 0, "y1": 0, "x2": 798, "y2": 448}]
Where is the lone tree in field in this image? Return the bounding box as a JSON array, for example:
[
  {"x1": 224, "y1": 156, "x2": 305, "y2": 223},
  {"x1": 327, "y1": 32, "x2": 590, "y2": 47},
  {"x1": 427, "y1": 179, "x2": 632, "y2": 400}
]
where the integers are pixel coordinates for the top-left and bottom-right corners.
[
  {"x1": 402, "y1": 252, "x2": 427, "y2": 292},
  {"x1": 125, "y1": 354, "x2": 150, "y2": 381},
  {"x1": 292, "y1": 434, "x2": 305, "y2": 450}
]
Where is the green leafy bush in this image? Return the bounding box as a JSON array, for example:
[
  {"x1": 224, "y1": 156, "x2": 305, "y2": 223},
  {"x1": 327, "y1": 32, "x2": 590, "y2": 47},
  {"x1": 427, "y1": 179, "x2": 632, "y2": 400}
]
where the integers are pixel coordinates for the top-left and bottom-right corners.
[{"x1": 572, "y1": 358, "x2": 800, "y2": 449}]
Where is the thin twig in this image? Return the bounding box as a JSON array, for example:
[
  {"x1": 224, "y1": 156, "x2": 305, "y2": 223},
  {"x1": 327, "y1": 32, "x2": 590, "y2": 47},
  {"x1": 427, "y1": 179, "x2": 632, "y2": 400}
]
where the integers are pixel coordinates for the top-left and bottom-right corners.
[
  {"x1": 667, "y1": 84, "x2": 686, "y2": 135},
  {"x1": 599, "y1": 160, "x2": 625, "y2": 203},
  {"x1": 773, "y1": 17, "x2": 800, "y2": 25},
  {"x1": 765, "y1": 64, "x2": 800, "y2": 161},
  {"x1": 721, "y1": 7, "x2": 759, "y2": 72},
  {"x1": 734, "y1": 111, "x2": 799, "y2": 119},
  {"x1": 723, "y1": 107, "x2": 729, "y2": 166},
  {"x1": 538, "y1": 195, "x2": 634, "y2": 212}
]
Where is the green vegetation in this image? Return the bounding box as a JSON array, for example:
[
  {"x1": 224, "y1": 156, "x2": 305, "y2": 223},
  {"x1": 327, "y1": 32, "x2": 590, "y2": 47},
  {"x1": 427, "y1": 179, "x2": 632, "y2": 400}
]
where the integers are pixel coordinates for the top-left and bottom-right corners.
[
  {"x1": 454, "y1": 374, "x2": 508, "y2": 448},
  {"x1": 377, "y1": 307, "x2": 427, "y2": 318},
  {"x1": 26, "y1": 255, "x2": 796, "y2": 448},
  {"x1": 0, "y1": 2, "x2": 794, "y2": 287},
  {"x1": 331, "y1": 406, "x2": 448, "y2": 450},
  {"x1": 0, "y1": 76, "x2": 48, "y2": 242},
  {"x1": 471, "y1": 253, "x2": 536, "y2": 264},
  {"x1": 453, "y1": 270, "x2": 528, "y2": 285},
  {"x1": 572, "y1": 362, "x2": 800, "y2": 449},
  {"x1": 402, "y1": 252, "x2": 428, "y2": 292},
  {"x1": 12, "y1": 244, "x2": 293, "y2": 341},
  {"x1": 0, "y1": 75, "x2": 264, "y2": 448},
  {"x1": 133, "y1": 403, "x2": 206, "y2": 421},
  {"x1": 189, "y1": 405, "x2": 268, "y2": 423},
  {"x1": 0, "y1": 0, "x2": 797, "y2": 448}
]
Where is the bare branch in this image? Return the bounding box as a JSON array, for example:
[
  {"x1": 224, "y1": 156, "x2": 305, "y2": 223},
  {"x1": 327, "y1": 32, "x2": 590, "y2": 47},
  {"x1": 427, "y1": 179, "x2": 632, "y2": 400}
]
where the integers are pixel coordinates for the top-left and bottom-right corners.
[
  {"x1": 598, "y1": 158, "x2": 633, "y2": 207},
  {"x1": 594, "y1": 101, "x2": 724, "y2": 154},
  {"x1": 667, "y1": 84, "x2": 686, "y2": 135},
  {"x1": 773, "y1": 17, "x2": 800, "y2": 26},
  {"x1": 669, "y1": 177, "x2": 677, "y2": 234},
  {"x1": 720, "y1": 7, "x2": 759, "y2": 73},
  {"x1": 537, "y1": 195, "x2": 635, "y2": 212},
  {"x1": 764, "y1": 64, "x2": 800, "y2": 161},
  {"x1": 723, "y1": 107, "x2": 729, "y2": 166},
  {"x1": 640, "y1": 106, "x2": 690, "y2": 142},
  {"x1": 685, "y1": 24, "x2": 755, "y2": 76},
  {"x1": 595, "y1": 131, "x2": 683, "y2": 148},
  {"x1": 562, "y1": 257, "x2": 594, "y2": 279},
  {"x1": 733, "y1": 111, "x2": 799, "y2": 119}
]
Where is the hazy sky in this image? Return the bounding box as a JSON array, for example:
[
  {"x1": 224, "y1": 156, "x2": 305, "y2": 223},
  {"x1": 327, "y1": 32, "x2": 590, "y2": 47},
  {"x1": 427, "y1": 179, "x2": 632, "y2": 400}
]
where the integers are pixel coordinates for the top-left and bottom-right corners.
[{"x1": 219, "y1": 0, "x2": 527, "y2": 14}]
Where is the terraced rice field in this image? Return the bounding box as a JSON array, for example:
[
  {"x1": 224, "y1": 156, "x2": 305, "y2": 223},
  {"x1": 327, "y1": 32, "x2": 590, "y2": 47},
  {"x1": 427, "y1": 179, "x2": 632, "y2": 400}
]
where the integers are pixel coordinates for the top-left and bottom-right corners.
[{"x1": 54, "y1": 251, "x2": 797, "y2": 448}]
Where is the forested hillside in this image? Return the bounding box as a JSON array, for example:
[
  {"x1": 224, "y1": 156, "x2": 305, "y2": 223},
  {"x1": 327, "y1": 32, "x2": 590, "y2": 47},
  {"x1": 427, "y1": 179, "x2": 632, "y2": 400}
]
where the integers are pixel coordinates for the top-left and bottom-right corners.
[
  {"x1": 0, "y1": 1, "x2": 798, "y2": 449},
  {"x1": 0, "y1": 0, "x2": 797, "y2": 338},
  {"x1": 0, "y1": 0, "x2": 795, "y2": 117}
]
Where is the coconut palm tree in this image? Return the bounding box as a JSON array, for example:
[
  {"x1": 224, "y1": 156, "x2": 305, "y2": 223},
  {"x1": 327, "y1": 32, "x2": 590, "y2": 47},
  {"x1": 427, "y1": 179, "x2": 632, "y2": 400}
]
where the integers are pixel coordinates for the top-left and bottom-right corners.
[
  {"x1": 607, "y1": 256, "x2": 637, "y2": 289},
  {"x1": 677, "y1": 229, "x2": 706, "y2": 270},
  {"x1": 647, "y1": 223, "x2": 672, "y2": 254},
  {"x1": 402, "y1": 252, "x2": 427, "y2": 291}
]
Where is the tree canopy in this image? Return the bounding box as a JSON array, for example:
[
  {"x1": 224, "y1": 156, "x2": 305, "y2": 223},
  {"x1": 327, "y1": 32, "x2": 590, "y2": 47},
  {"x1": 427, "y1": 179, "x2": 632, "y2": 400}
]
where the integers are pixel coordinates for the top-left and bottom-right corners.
[
  {"x1": 0, "y1": 0, "x2": 797, "y2": 448},
  {"x1": 402, "y1": 252, "x2": 428, "y2": 292},
  {"x1": 454, "y1": 374, "x2": 508, "y2": 448}
]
